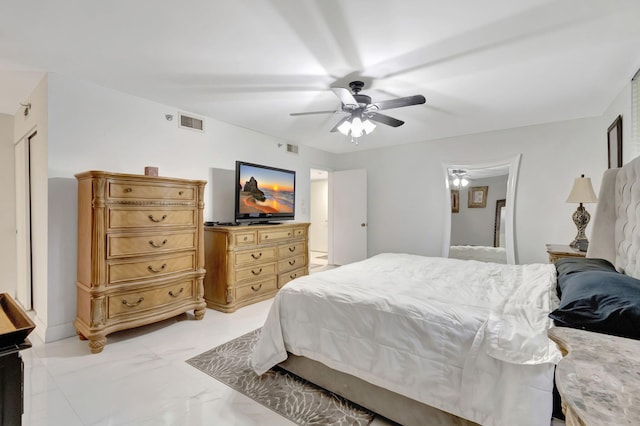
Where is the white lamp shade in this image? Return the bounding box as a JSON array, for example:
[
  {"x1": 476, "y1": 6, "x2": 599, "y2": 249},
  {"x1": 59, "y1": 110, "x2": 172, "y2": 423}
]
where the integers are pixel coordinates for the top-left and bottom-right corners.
[
  {"x1": 351, "y1": 116, "x2": 364, "y2": 137},
  {"x1": 337, "y1": 119, "x2": 351, "y2": 136},
  {"x1": 362, "y1": 119, "x2": 376, "y2": 134},
  {"x1": 566, "y1": 176, "x2": 598, "y2": 203}
]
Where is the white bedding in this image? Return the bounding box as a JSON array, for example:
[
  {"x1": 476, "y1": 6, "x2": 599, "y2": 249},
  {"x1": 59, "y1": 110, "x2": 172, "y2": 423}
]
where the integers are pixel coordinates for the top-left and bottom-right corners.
[{"x1": 251, "y1": 253, "x2": 562, "y2": 426}]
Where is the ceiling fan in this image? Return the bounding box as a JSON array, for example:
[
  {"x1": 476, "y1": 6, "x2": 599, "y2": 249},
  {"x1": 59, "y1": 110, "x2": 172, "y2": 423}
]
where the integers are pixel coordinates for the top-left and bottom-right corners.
[{"x1": 290, "y1": 81, "x2": 426, "y2": 137}]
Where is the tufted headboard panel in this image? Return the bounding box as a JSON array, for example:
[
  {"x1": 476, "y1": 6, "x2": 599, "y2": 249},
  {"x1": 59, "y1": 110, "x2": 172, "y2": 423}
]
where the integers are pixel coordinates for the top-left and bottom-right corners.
[{"x1": 587, "y1": 156, "x2": 640, "y2": 279}]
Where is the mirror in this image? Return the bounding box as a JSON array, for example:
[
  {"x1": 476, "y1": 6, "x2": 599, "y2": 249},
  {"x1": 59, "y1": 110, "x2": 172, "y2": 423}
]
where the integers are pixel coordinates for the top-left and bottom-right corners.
[{"x1": 442, "y1": 155, "x2": 521, "y2": 264}]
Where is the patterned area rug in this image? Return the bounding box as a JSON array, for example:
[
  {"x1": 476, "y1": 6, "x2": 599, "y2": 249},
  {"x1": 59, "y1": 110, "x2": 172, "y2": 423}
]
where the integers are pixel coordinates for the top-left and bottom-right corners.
[{"x1": 186, "y1": 329, "x2": 374, "y2": 426}]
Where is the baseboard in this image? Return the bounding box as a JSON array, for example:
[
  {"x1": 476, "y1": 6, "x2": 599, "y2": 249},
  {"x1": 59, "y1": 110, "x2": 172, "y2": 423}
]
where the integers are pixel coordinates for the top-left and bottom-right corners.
[{"x1": 32, "y1": 316, "x2": 77, "y2": 343}]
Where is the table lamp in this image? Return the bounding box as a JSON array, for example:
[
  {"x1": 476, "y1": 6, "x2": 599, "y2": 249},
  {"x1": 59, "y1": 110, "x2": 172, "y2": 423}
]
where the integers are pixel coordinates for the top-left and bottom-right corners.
[{"x1": 566, "y1": 174, "x2": 598, "y2": 251}]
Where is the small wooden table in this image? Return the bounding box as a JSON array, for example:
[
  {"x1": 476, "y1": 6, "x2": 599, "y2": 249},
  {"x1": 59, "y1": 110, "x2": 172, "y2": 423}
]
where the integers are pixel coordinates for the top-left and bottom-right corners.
[{"x1": 545, "y1": 244, "x2": 586, "y2": 263}]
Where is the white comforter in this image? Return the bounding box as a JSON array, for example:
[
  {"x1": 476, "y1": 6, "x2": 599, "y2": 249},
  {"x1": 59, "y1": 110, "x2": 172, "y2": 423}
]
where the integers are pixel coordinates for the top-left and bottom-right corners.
[{"x1": 251, "y1": 253, "x2": 562, "y2": 426}]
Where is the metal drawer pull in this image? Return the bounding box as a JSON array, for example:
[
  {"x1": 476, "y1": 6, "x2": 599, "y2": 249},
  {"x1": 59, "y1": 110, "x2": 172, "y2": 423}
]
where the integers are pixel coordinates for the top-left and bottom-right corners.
[
  {"x1": 169, "y1": 288, "x2": 184, "y2": 297},
  {"x1": 251, "y1": 284, "x2": 262, "y2": 292},
  {"x1": 148, "y1": 214, "x2": 168, "y2": 223},
  {"x1": 243, "y1": 236, "x2": 248, "y2": 241},
  {"x1": 287, "y1": 232, "x2": 291, "y2": 236},
  {"x1": 147, "y1": 263, "x2": 167, "y2": 273},
  {"x1": 290, "y1": 273, "x2": 297, "y2": 279},
  {"x1": 122, "y1": 297, "x2": 144, "y2": 307},
  {"x1": 251, "y1": 268, "x2": 263, "y2": 276},
  {"x1": 289, "y1": 259, "x2": 296, "y2": 265},
  {"x1": 149, "y1": 239, "x2": 168, "y2": 248},
  {"x1": 179, "y1": 191, "x2": 184, "y2": 195},
  {"x1": 251, "y1": 252, "x2": 262, "y2": 259},
  {"x1": 124, "y1": 187, "x2": 133, "y2": 193},
  {"x1": 288, "y1": 246, "x2": 296, "y2": 252}
]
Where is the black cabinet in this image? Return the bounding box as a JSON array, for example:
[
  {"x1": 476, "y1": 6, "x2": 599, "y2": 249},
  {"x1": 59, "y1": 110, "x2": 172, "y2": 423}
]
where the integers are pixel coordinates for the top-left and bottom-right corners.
[{"x1": 0, "y1": 341, "x2": 30, "y2": 426}]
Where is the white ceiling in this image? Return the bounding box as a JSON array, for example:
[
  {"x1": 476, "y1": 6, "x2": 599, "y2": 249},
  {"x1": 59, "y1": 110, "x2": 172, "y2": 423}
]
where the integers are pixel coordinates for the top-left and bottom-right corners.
[{"x1": 1, "y1": 0, "x2": 640, "y2": 154}]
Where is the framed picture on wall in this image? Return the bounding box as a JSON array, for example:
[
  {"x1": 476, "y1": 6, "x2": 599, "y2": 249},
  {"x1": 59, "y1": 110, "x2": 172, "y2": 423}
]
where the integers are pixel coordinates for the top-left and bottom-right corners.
[
  {"x1": 468, "y1": 186, "x2": 488, "y2": 208},
  {"x1": 451, "y1": 190, "x2": 459, "y2": 213},
  {"x1": 608, "y1": 115, "x2": 622, "y2": 169}
]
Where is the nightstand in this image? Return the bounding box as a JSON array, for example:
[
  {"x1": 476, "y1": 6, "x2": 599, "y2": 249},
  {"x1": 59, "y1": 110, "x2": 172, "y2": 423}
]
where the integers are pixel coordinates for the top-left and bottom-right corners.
[{"x1": 545, "y1": 244, "x2": 586, "y2": 263}]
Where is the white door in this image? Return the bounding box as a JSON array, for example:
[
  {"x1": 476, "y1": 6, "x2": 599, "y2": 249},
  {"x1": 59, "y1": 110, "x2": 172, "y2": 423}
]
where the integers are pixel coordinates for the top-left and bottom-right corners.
[
  {"x1": 330, "y1": 169, "x2": 367, "y2": 265},
  {"x1": 15, "y1": 133, "x2": 34, "y2": 310}
]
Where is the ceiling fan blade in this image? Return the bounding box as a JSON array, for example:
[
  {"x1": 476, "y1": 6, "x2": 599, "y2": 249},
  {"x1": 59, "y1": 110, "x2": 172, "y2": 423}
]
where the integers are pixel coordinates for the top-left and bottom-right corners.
[
  {"x1": 369, "y1": 113, "x2": 404, "y2": 127},
  {"x1": 331, "y1": 87, "x2": 358, "y2": 108},
  {"x1": 329, "y1": 116, "x2": 351, "y2": 133},
  {"x1": 371, "y1": 95, "x2": 426, "y2": 111},
  {"x1": 290, "y1": 110, "x2": 340, "y2": 116}
]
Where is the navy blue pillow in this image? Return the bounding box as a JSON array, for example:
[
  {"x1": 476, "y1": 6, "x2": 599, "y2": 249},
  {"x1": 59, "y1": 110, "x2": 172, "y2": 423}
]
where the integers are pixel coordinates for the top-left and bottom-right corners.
[
  {"x1": 550, "y1": 270, "x2": 640, "y2": 340},
  {"x1": 555, "y1": 258, "x2": 617, "y2": 298}
]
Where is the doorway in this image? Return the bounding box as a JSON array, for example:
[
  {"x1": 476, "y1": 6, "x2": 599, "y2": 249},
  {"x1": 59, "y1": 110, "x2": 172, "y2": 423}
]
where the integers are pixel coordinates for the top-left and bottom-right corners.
[{"x1": 309, "y1": 169, "x2": 329, "y2": 272}]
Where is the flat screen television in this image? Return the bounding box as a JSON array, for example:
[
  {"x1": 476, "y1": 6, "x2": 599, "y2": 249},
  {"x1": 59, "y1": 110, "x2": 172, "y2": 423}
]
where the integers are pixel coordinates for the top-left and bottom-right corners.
[{"x1": 235, "y1": 161, "x2": 296, "y2": 224}]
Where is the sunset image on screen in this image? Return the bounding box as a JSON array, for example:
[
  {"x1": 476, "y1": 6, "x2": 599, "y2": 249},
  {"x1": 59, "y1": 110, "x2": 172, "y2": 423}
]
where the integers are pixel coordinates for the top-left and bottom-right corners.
[{"x1": 239, "y1": 164, "x2": 294, "y2": 214}]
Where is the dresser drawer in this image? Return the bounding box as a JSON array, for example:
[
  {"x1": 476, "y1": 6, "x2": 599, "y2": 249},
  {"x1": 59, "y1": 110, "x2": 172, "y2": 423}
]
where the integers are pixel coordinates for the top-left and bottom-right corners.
[
  {"x1": 234, "y1": 247, "x2": 277, "y2": 267},
  {"x1": 108, "y1": 231, "x2": 196, "y2": 258},
  {"x1": 231, "y1": 231, "x2": 257, "y2": 246},
  {"x1": 278, "y1": 254, "x2": 306, "y2": 273},
  {"x1": 234, "y1": 262, "x2": 277, "y2": 283},
  {"x1": 258, "y1": 227, "x2": 297, "y2": 244},
  {"x1": 107, "y1": 280, "x2": 194, "y2": 319},
  {"x1": 292, "y1": 227, "x2": 306, "y2": 238},
  {"x1": 108, "y1": 208, "x2": 196, "y2": 229},
  {"x1": 278, "y1": 267, "x2": 307, "y2": 288},
  {"x1": 235, "y1": 277, "x2": 277, "y2": 301},
  {"x1": 108, "y1": 181, "x2": 196, "y2": 201},
  {"x1": 278, "y1": 241, "x2": 306, "y2": 259},
  {"x1": 108, "y1": 252, "x2": 196, "y2": 284}
]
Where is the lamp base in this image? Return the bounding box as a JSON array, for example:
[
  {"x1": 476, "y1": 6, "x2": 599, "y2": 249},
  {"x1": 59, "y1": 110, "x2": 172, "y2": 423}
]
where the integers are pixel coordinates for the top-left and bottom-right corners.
[
  {"x1": 570, "y1": 239, "x2": 589, "y2": 252},
  {"x1": 570, "y1": 204, "x2": 591, "y2": 252}
]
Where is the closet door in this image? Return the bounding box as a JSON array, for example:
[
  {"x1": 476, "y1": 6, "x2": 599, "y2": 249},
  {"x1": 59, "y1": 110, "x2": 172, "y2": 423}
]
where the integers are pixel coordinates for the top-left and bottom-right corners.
[{"x1": 14, "y1": 133, "x2": 34, "y2": 310}]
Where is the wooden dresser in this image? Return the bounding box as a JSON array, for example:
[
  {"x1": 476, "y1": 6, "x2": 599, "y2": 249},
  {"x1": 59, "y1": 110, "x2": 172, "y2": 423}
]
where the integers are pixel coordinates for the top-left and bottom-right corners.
[
  {"x1": 204, "y1": 223, "x2": 310, "y2": 312},
  {"x1": 75, "y1": 171, "x2": 207, "y2": 353}
]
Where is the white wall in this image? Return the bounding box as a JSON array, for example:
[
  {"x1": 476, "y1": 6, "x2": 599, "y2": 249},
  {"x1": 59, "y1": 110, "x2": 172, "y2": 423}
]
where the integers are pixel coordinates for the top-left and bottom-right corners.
[
  {"x1": 603, "y1": 79, "x2": 637, "y2": 164},
  {"x1": 0, "y1": 113, "x2": 15, "y2": 295},
  {"x1": 451, "y1": 175, "x2": 507, "y2": 247},
  {"x1": 333, "y1": 117, "x2": 607, "y2": 264}
]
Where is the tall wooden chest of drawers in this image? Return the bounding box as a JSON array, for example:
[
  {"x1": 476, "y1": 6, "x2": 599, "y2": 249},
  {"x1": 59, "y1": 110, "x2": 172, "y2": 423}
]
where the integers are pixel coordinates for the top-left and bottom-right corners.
[
  {"x1": 75, "y1": 171, "x2": 207, "y2": 353},
  {"x1": 204, "y1": 223, "x2": 310, "y2": 312}
]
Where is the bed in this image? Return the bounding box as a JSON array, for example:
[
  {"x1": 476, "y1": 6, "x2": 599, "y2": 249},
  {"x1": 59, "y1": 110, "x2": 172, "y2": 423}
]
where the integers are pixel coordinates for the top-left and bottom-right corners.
[
  {"x1": 251, "y1": 157, "x2": 640, "y2": 426},
  {"x1": 251, "y1": 254, "x2": 561, "y2": 425}
]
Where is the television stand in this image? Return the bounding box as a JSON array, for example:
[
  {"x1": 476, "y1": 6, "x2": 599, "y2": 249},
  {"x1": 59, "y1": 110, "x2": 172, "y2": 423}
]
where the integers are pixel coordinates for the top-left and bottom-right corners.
[{"x1": 248, "y1": 221, "x2": 281, "y2": 226}]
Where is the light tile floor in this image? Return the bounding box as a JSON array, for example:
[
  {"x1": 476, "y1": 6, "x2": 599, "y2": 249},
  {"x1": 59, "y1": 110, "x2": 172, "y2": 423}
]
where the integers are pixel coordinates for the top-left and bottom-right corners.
[{"x1": 23, "y1": 299, "x2": 295, "y2": 426}]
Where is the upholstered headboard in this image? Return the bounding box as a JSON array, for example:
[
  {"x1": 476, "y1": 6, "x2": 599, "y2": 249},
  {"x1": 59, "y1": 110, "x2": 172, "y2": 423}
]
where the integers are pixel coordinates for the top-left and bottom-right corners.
[{"x1": 588, "y1": 156, "x2": 640, "y2": 278}]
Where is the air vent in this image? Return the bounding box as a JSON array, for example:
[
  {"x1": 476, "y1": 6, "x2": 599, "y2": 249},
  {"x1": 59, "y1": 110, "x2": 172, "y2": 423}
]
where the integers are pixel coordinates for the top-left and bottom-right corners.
[
  {"x1": 179, "y1": 113, "x2": 204, "y2": 132},
  {"x1": 286, "y1": 144, "x2": 299, "y2": 154}
]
